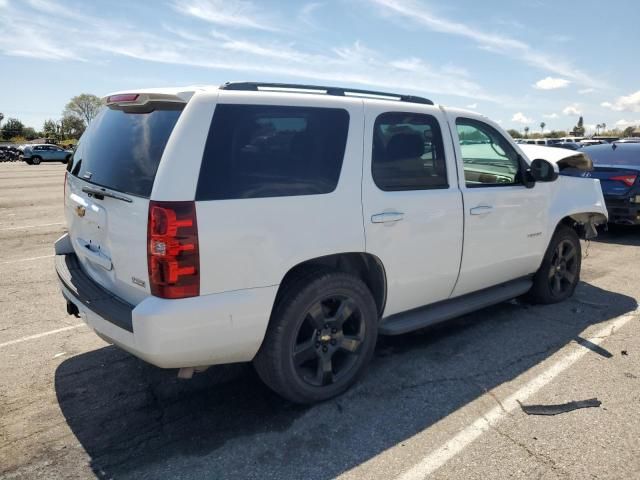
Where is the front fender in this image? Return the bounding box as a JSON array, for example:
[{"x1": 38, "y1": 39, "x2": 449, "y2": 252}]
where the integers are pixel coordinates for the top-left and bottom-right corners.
[{"x1": 547, "y1": 176, "x2": 608, "y2": 240}]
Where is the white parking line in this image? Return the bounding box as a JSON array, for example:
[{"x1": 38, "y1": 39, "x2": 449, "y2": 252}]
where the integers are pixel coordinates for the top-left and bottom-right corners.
[
  {"x1": 1, "y1": 254, "x2": 54, "y2": 265},
  {"x1": 396, "y1": 307, "x2": 639, "y2": 480},
  {"x1": 0, "y1": 222, "x2": 64, "y2": 231},
  {"x1": 0, "y1": 324, "x2": 85, "y2": 349}
]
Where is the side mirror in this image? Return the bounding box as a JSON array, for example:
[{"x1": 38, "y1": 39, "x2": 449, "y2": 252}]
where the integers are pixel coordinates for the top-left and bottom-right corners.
[{"x1": 530, "y1": 158, "x2": 558, "y2": 182}]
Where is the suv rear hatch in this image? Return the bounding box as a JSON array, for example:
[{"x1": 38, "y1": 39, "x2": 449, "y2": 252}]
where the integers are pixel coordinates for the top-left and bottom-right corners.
[{"x1": 65, "y1": 94, "x2": 186, "y2": 305}]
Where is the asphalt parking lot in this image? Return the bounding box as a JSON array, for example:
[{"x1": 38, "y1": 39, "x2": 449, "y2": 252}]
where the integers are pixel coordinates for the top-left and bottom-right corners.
[{"x1": 1, "y1": 162, "x2": 639, "y2": 480}]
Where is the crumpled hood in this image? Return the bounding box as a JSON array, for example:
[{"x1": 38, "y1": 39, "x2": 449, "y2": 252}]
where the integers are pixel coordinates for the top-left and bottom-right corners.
[{"x1": 519, "y1": 144, "x2": 593, "y2": 171}]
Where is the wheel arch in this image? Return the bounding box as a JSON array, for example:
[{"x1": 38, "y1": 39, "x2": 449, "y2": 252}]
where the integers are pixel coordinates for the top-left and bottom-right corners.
[
  {"x1": 557, "y1": 212, "x2": 607, "y2": 239},
  {"x1": 273, "y1": 252, "x2": 388, "y2": 318}
]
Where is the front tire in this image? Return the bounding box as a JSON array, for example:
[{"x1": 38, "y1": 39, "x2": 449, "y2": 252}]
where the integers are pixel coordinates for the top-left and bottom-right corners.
[
  {"x1": 526, "y1": 225, "x2": 581, "y2": 304},
  {"x1": 254, "y1": 269, "x2": 378, "y2": 404},
  {"x1": 31, "y1": 156, "x2": 41, "y2": 165}
]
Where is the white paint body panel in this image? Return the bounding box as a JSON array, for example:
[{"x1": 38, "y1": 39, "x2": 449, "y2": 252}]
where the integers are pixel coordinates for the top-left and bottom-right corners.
[
  {"x1": 361, "y1": 101, "x2": 463, "y2": 316},
  {"x1": 60, "y1": 280, "x2": 278, "y2": 368},
  {"x1": 197, "y1": 91, "x2": 366, "y2": 294},
  {"x1": 56, "y1": 87, "x2": 608, "y2": 369},
  {"x1": 64, "y1": 174, "x2": 150, "y2": 305},
  {"x1": 446, "y1": 111, "x2": 549, "y2": 296}
]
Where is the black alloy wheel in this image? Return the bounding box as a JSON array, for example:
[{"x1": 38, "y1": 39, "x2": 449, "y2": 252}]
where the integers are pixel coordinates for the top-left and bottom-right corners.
[
  {"x1": 292, "y1": 295, "x2": 365, "y2": 387},
  {"x1": 548, "y1": 239, "x2": 579, "y2": 298},
  {"x1": 525, "y1": 224, "x2": 581, "y2": 304},
  {"x1": 254, "y1": 269, "x2": 378, "y2": 404}
]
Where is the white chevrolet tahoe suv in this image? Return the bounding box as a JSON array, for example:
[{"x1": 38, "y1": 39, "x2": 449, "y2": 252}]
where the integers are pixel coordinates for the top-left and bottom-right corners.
[{"x1": 55, "y1": 82, "x2": 607, "y2": 403}]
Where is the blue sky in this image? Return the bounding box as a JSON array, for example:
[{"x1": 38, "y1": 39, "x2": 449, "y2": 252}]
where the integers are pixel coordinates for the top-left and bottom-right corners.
[{"x1": 1, "y1": 0, "x2": 639, "y2": 134}]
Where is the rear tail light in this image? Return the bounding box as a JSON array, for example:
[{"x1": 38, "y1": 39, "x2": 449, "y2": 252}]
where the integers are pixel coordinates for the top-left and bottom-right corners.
[
  {"x1": 610, "y1": 175, "x2": 637, "y2": 187},
  {"x1": 147, "y1": 201, "x2": 199, "y2": 299}
]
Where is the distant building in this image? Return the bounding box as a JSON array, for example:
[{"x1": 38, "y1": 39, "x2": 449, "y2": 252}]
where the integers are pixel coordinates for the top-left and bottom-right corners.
[{"x1": 632, "y1": 128, "x2": 640, "y2": 138}]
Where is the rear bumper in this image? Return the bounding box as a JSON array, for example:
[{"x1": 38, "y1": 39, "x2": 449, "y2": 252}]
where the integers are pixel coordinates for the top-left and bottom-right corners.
[
  {"x1": 55, "y1": 251, "x2": 278, "y2": 368},
  {"x1": 604, "y1": 197, "x2": 640, "y2": 225}
]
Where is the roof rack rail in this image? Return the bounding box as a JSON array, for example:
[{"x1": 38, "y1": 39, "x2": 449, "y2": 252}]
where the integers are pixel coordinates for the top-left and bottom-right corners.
[{"x1": 220, "y1": 82, "x2": 434, "y2": 106}]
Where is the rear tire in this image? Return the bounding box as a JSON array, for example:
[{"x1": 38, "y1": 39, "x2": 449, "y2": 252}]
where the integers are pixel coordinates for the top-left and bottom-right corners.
[
  {"x1": 254, "y1": 269, "x2": 378, "y2": 404},
  {"x1": 31, "y1": 156, "x2": 41, "y2": 165},
  {"x1": 525, "y1": 225, "x2": 581, "y2": 304}
]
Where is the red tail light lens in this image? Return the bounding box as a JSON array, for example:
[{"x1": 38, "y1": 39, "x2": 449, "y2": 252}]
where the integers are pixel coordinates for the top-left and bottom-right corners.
[
  {"x1": 147, "y1": 201, "x2": 199, "y2": 299},
  {"x1": 610, "y1": 175, "x2": 637, "y2": 187}
]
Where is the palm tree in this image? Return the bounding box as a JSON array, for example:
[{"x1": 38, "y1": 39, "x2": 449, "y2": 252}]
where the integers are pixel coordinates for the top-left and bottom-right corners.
[
  {"x1": 540, "y1": 122, "x2": 546, "y2": 134},
  {"x1": 524, "y1": 126, "x2": 530, "y2": 138},
  {"x1": 595, "y1": 124, "x2": 601, "y2": 135},
  {"x1": 601, "y1": 123, "x2": 606, "y2": 134}
]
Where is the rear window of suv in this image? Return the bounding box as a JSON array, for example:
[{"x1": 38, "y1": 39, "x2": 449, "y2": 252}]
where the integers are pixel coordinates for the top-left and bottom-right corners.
[
  {"x1": 196, "y1": 104, "x2": 349, "y2": 200},
  {"x1": 71, "y1": 103, "x2": 183, "y2": 198}
]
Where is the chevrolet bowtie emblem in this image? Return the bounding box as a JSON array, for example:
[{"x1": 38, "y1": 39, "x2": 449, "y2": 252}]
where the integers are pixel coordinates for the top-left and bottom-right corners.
[{"x1": 76, "y1": 206, "x2": 86, "y2": 217}]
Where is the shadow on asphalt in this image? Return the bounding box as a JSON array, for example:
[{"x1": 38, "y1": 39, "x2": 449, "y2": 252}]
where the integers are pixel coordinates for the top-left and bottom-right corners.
[
  {"x1": 593, "y1": 225, "x2": 640, "y2": 246},
  {"x1": 55, "y1": 282, "x2": 637, "y2": 479}
]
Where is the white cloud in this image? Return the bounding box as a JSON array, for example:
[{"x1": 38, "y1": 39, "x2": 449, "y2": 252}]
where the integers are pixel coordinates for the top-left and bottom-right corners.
[
  {"x1": 466, "y1": 103, "x2": 478, "y2": 109},
  {"x1": 299, "y1": 2, "x2": 323, "y2": 27},
  {"x1": 601, "y1": 90, "x2": 640, "y2": 112},
  {"x1": 562, "y1": 105, "x2": 582, "y2": 116},
  {"x1": 579, "y1": 88, "x2": 595, "y2": 94},
  {"x1": 533, "y1": 76, "x2": 570, "y2": 90},
  {"x1": 0, "y1": 0, "x2": 508, "y2": 103},
  {"x1": 171, "y1": 0, "x2": 279, "y2": 31},
  {"x1": 512, "y1": 112, "x2": 533, "y2": 124},
  {"x1": 367, "y1": 0, "x2": 602, "y2": 88},
  {"x1": 543, "y1": 113, "x2": 558, "y2": 119},
  {"x1": 615, "y1": 119, "x2": 640, "y2": 128}
]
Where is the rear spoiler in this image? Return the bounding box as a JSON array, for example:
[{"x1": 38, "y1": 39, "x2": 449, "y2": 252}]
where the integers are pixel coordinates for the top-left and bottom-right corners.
[{"x1": 104, "y1": 92, "x2": 189, "y2": 107}]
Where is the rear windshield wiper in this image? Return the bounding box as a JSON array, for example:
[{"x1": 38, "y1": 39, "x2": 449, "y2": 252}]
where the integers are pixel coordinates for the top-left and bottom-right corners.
[{"x1": 81, "y1": 186, "x2": 133, "y2": 203}]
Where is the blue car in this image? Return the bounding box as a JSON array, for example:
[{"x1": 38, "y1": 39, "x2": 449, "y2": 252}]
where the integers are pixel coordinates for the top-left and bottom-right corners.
[
  {"x1": 570, "y1": 143, "x2": 640, "y2": 225},
  {"x1": 21, "y1": 144, "x2": 73, "y2": 165}
]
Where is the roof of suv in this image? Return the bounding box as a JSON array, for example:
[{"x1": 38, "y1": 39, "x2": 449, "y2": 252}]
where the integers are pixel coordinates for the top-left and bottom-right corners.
[{"x1": 105, "y1": 82, "x2": 436, "y2": 108}]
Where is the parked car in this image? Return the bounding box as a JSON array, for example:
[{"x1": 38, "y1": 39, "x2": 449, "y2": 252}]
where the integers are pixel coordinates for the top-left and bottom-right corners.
[
  {"x1": 521, "y1": 139, "x2": 554, "y2": 145},
  {"x1": 569, "y1": 143, "x2": 640, "y2": 225},
  {"x1": 54, "y1": 82, "x2": 607, "y2": 403},
  {"x1": 21, "y1": 144, "x2": 73, "y2": 165},
  {"x1": 553, "y1": 142, "x2": 582, "y2": 151}
]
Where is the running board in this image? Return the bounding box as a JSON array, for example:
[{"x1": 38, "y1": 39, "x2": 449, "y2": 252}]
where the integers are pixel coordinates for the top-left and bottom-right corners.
[{"x1": 379, "y1": 278, "x2": 533, "y2": 336}]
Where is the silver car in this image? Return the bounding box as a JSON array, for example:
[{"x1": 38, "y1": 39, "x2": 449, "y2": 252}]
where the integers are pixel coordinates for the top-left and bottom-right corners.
[{"x1": 22, "y1": 144, "x2": 73, "y2": 165}]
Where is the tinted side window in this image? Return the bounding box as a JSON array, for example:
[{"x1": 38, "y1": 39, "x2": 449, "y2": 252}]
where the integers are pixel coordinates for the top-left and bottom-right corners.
[
  {"x1": 196, "y1": 105, "x2": 350, "y2": 200},
  {"x1": 372, "y1": 112, "x2": 447, "y2": 191},
  {"x1": 456, "y1": 118, "x2": 521, "y2": 187}
]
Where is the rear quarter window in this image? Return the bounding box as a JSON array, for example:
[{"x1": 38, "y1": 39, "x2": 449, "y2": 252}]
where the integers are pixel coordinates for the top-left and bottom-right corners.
[
  {"x1": 196, "y1": 104, "x2": 350, "y2": 200},
  {"x1": 71, "y1": 104, "x2": 183, "y2": 198}
]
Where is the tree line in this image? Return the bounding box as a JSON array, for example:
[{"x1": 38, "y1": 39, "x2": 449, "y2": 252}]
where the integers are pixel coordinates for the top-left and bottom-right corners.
[
  {"x1": 508, "y1": 115, "x2": 637, "y2": 139},
  {"x1": 0, "y1": 93, "x2": 102, "y2": 144}
]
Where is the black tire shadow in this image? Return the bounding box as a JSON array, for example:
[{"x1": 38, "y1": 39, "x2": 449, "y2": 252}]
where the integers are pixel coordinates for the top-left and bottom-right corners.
[
  {"x1": 593, "y1": 225, "x2": 640, "y2": 246},
  {"x1": 55, "y1": 282, "x2": 636, "y2": 479}
]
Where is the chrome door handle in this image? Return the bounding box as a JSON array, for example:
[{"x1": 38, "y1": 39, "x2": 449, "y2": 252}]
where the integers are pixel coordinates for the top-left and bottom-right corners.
[
  {"x1": 470, "y1": 205, "x2": 494, "y2": 215},
  {"x1": 371, "y1": 212, "x2": 404, "y2": 223}
]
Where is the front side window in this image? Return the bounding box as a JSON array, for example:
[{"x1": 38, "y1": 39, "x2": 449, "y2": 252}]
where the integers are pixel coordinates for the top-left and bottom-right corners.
[
  {"x1": 372, "y1": 112, "x2": 447, "y2": 191},
  {"x1": 456, "y1": 118, "x2": 522, "y2": 187},
  {"x1": 197, "y1": 105, "x2": 349, "y2": 200}
]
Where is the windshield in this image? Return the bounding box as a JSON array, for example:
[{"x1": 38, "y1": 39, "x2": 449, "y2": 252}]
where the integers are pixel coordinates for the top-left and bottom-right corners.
[{"x1": 70, "y1": 104, "x2": 183, "y2": 198}]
